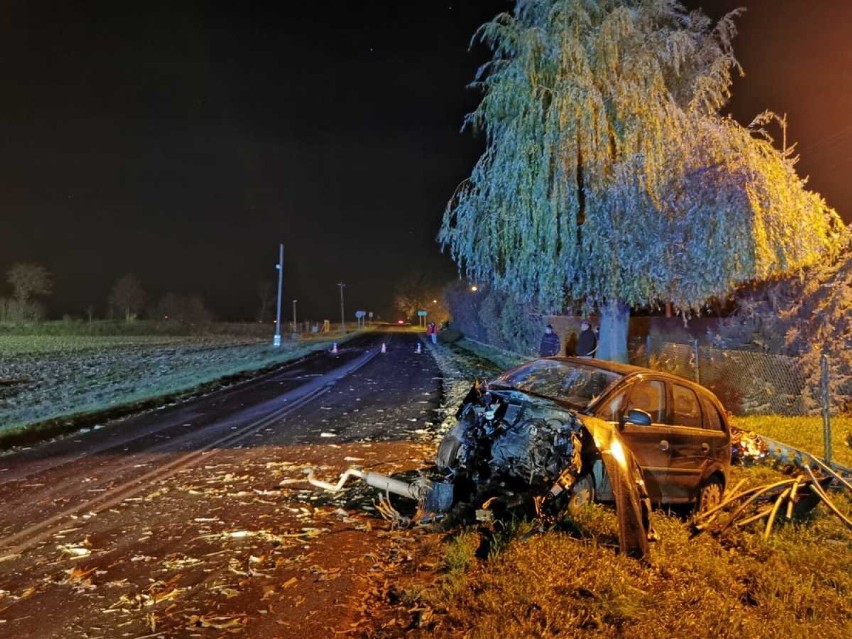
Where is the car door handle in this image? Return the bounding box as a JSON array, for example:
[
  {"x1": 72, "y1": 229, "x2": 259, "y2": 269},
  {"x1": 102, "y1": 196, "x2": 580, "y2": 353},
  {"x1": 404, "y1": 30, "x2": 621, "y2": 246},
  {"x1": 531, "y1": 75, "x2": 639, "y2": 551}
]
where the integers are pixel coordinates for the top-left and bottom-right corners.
[
  {"x1": 701, "y1": 442, "x2": 710, "y2": 454},
  {"x1": 659, "y1": 440, "x2": 669, "y2": 452}
]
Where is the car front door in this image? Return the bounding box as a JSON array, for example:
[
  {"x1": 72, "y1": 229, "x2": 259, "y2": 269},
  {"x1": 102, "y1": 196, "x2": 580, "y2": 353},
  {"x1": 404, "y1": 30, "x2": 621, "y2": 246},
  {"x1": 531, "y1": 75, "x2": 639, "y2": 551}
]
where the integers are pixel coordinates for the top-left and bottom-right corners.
[{"x1": 601, "y1": 379, "x2": 672, "y2": 502}]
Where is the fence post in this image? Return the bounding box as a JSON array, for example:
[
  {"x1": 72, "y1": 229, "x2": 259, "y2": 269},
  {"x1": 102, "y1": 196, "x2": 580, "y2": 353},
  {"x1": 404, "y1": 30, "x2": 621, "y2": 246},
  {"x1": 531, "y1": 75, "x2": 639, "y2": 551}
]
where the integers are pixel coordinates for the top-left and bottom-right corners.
[
  {"x1": 645, "y1": 334, "x2": 653, "y2": 367},
  {"x1": 821, "y1": 354, "x2": 832, "y2": 465},
  {"x1": 693, "y1": 338, "x2": 700, "y2": 384}
]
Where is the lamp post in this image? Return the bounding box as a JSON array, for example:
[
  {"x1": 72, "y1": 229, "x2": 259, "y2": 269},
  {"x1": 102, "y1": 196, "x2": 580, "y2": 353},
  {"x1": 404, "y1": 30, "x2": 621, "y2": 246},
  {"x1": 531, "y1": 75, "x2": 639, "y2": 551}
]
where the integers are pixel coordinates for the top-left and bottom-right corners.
[
  {"x1": 292, "y1": 299, "x2": 297, "y2": 333},
  {"x1": 273, "y1": 243, "x2": 283, "y2": 347}
]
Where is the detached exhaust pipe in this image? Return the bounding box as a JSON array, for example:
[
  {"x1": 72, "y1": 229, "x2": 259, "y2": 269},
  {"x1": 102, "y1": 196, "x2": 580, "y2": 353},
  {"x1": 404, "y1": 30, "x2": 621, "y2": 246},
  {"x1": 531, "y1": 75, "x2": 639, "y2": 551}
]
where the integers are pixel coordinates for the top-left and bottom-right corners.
[{"x1": 304, "y1": 467, "x2": 454, "y2": 513}]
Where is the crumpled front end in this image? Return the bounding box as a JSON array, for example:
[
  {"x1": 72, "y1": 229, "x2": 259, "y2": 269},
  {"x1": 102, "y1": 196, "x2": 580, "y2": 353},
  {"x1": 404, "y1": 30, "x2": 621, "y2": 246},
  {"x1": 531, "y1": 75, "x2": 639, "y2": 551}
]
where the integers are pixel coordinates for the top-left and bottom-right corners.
[
  {"x1": 435, "y1": 382, "x2": 652, "y2": 559},
  {"x1": 436, "y1": 384, "x2": 588, "y2": 501},
  {"x1": 307, "y1": 380, "x2": 654, "y2": 560}
]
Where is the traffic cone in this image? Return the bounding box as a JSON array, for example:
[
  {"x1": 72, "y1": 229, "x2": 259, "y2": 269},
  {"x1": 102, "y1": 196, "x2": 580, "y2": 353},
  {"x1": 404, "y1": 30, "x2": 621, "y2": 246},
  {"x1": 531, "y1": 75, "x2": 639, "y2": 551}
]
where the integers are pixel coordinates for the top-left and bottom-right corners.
[
  {"x1": 415, "y1": 342, "x2": 422, "y2": 354},
  {"x1": 381, "y1": 343, "x2": 387, "y2": 354},
  {"x1": 331, "y1": 342, "x2": 338, "y2": 354}
]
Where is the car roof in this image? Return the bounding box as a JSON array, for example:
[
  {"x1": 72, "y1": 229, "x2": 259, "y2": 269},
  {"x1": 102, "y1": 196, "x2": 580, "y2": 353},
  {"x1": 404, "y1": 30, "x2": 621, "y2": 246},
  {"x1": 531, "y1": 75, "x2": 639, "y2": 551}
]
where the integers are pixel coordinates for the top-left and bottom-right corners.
[{"x1": 547, "y1": 356, "x2": 725, "y2": 405}]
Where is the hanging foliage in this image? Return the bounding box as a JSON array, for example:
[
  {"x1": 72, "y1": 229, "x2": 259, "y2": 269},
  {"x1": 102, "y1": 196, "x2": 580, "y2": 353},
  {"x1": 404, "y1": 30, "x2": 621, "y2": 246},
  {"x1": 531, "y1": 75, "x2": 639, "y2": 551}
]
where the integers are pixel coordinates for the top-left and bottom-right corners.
[{"x1": 439, "y1": 0, "x2": 844, "y2": 329}]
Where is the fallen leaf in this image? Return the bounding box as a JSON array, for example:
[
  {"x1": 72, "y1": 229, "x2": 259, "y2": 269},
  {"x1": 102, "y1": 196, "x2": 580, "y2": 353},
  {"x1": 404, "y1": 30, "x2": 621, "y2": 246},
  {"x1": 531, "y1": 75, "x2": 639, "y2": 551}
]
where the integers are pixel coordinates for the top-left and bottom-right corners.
[
  {"x1": 18, "y1": 586, "x2": 37, "y2": 600},
  {"x1": 65, "y1": 565, "x2": 98, "y2": 584},
  {"x1": 186, "y1": 614, "x2": 247, "y2": 630},
  {"x1": 57, "y1": 544, "x2": 91, "y2": 558}
]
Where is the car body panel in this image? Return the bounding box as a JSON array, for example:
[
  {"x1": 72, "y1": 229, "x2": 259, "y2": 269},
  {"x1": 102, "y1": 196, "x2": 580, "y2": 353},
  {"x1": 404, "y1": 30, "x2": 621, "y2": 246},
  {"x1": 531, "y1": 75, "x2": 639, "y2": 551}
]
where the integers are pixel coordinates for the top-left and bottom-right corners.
[
  {"x1": 584, "y1": 364, "x2": 732, "y2": 505},
  {"x1": 618, "y1": 422, "x2": 674, "y2": 502},
  {"x1": 664, "y1": 425, "x2": 728, "y2": 501}
]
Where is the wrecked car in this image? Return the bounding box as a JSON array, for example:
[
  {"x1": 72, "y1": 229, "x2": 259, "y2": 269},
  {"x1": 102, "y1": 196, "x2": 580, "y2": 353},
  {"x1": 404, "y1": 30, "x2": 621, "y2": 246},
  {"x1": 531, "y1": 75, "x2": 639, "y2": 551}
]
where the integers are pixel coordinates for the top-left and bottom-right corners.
[
  {"x1": 307, "y1": 357, "x2": 731, "y2": 559},
  {"x1": 437, "y1": 357, "x2": 731, "y2": 516}
]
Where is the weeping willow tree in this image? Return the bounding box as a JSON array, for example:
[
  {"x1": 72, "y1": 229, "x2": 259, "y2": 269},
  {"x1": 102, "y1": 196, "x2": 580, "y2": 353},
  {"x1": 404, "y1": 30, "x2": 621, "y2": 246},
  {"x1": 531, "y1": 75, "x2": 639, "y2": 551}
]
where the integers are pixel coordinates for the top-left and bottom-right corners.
[{"x1": 439, "y1": 0, "x2": 844, "y2": 362}]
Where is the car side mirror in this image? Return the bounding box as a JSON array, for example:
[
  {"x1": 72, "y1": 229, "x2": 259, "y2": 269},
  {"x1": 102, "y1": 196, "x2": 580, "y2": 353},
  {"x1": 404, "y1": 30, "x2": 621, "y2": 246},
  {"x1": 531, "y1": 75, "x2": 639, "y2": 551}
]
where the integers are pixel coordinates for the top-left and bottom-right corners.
[{"x1": 620, "y1": 409, "x2": 652, "y2": 429}]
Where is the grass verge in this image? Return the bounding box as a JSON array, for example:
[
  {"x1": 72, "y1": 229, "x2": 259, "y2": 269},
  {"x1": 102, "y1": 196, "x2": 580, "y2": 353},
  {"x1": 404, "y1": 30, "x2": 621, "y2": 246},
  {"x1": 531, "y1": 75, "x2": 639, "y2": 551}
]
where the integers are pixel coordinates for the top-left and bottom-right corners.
[{"x1": 406, "y1": 465, "x2": 851, "y2": 638}]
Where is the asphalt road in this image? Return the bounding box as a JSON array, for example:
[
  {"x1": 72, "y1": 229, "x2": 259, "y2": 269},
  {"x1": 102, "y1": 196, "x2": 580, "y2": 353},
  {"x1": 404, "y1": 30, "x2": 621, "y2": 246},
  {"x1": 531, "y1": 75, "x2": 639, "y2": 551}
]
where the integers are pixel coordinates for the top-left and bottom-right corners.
[{"x1": 0, "y1": 327, "x2": 445, "y2": 638}]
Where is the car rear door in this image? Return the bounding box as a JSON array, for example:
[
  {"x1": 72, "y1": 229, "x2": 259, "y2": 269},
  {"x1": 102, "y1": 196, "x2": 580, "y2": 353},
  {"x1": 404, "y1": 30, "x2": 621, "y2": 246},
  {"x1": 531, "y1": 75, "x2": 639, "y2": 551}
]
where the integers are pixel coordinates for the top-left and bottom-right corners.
[
  {"x1": 698, "y1": 393, "x2": 730, "y2": 474},
  {"x1": 664, "y1": 383, "x2": 726, "y2": 501}
]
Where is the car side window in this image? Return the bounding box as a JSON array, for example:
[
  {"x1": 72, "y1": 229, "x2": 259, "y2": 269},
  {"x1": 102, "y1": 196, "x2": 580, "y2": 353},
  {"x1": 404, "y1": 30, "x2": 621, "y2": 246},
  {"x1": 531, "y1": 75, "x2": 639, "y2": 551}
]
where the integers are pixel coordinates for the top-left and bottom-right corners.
[
  {"x1": 699, "y1": 395, "x2": 723, "y2": 431},
  {"x1": 672, "y1": 384, "x2": 703, "y2": 428},
  {"x1": 602, "y1": 391, "x2": 626, "y2": 421},
  {"x1": 624, "y1": 380, "x2": 666, "y2": 424}
]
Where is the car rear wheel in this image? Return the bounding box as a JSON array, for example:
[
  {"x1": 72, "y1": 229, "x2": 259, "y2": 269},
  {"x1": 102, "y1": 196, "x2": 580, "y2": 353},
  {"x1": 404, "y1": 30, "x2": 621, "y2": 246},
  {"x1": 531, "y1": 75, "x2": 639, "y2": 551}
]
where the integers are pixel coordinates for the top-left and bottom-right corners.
[{"x1": 696, "y1": 478, "x2": 724, "y2": 514}]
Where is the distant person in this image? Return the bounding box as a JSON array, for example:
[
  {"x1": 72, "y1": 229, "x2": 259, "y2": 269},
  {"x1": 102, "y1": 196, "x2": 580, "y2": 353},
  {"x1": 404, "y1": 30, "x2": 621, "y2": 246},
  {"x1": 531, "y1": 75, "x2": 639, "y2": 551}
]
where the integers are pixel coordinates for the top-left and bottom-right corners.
[
  {"x1": 427, "y1": 321, "x2": 438, "y2": 345},
  {"x1": 539, "y1": 324, "x2": 561, "y2": 357},
  {"x1": 577, "y1": 320, "x2": 597, "y2": 358}
]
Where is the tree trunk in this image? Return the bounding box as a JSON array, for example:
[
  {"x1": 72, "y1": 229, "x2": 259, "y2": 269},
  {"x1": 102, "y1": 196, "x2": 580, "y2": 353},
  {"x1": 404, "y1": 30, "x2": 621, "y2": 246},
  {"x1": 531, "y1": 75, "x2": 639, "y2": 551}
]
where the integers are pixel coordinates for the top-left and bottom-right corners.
[{"x1": 598, "y1": 300, "x2": 630, "y2": 363}]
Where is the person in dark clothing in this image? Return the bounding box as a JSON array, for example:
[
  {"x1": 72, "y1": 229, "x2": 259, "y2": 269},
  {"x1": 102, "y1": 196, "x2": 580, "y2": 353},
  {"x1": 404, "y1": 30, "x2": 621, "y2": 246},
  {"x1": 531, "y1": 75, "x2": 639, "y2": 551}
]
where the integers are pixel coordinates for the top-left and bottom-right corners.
[
  {"x1": 576, "y1": 320, "x2": 597, "y2": 358},
  {"x1": 539, "y1": 324, "x2": 561, "y2": 357}
]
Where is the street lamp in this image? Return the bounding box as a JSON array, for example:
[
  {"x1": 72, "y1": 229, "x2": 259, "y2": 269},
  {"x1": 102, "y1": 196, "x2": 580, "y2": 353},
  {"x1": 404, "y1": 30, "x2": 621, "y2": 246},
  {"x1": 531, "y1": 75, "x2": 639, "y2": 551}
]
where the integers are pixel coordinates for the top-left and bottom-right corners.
[
  {"x1": 273, "y1": 243, "x2": 283, "y2": 347},
  {"x1": 292, "y1": 299, "x2": 297, "y2": 333}
]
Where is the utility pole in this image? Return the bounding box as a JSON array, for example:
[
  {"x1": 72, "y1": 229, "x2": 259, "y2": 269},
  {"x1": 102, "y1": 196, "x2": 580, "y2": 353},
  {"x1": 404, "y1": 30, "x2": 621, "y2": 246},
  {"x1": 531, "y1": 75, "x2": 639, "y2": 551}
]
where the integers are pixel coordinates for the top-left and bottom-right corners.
[
  {"x1": 337, "y1": 282, "x2": 346, "y2": 333},
  {"x1": 273, "y1": 243, "x2": 283, "y2": 347}
]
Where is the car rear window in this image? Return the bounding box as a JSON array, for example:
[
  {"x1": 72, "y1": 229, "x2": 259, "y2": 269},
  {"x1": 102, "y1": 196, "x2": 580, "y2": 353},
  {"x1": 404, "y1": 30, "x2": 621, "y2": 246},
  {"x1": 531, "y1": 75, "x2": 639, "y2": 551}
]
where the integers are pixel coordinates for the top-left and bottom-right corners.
[{"x1": 672, "y1": 384, "x2": 703, "y2": 428}]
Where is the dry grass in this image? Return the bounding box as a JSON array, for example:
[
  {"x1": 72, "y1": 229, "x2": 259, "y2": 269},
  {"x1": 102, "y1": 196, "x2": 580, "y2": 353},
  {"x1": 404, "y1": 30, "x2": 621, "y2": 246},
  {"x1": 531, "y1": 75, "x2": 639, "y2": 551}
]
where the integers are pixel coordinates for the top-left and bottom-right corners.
[
  {"x1": 401, "y1": 341, "x2": 852, "y2": 639},
  {"x1": 406, "y1": 465, "x2": 851, "y2": 638}
]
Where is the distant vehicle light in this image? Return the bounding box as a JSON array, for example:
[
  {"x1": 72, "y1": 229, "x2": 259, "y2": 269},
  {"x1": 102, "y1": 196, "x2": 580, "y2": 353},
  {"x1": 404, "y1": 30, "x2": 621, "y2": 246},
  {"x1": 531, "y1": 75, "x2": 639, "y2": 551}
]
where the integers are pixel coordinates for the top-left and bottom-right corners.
[{"x1": 397, "y1": 320, "x2": 405, "y2": 324}]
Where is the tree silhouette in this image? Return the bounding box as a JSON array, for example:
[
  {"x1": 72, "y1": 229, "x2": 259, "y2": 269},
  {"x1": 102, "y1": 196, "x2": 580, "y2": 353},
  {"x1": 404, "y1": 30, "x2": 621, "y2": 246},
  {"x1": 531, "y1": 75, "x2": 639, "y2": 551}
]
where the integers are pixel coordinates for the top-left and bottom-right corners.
[
  {"x1": 108, "y1": 274, "x2": 147, "y2": 321},
  {"x1": 7, "y1": 262, "x2": 53, "y2": 305}
]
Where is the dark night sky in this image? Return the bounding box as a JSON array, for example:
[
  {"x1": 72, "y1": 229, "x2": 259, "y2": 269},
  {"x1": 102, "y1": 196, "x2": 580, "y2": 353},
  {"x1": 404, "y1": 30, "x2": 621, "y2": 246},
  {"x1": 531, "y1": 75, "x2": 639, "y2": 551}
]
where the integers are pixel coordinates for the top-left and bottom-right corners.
[{"x1": 0, "y1": 1, "x2": 849, "y2": 321}]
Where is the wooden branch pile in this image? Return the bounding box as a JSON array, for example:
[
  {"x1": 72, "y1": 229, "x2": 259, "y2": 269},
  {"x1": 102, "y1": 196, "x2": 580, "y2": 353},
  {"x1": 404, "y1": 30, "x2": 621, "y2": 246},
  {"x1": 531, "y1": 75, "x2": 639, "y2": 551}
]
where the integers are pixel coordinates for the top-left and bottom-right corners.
[{"x1": 693, "y1": 457, "x2": 852, "y2": 539}]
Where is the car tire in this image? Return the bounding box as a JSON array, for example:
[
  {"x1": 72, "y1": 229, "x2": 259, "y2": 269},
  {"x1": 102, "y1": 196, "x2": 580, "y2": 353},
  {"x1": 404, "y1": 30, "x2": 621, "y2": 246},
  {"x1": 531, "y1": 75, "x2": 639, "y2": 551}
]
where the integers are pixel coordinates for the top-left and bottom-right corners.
[
  {"x1": 696, "y1": 478, "x2": 724, "y2": 514},
  {"x1": 568, "y1": 473, "x2": 595, "y2": 515}
]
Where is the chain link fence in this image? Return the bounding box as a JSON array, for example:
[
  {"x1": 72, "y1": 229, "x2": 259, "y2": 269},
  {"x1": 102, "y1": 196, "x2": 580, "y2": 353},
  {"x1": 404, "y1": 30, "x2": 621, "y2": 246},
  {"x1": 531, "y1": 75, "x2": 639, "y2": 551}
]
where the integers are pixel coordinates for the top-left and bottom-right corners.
[{"x1": 640, "y1": 338, "x2": 849, "y2": 418}]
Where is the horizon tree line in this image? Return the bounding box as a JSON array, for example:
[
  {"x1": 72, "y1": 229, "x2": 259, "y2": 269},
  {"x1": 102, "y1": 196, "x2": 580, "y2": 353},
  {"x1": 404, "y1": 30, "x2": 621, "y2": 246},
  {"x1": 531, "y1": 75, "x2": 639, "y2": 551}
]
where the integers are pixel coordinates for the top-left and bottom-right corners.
[{"x1": 0, "y1": 263, "x2": 214, "y2": 324}]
